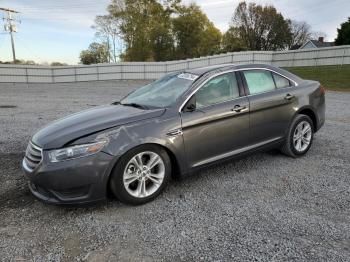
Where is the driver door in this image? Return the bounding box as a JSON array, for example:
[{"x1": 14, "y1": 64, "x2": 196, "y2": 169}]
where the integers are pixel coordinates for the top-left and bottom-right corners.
[{"x1": 180, "y1": 72, "x2": 250, "y2": 168}]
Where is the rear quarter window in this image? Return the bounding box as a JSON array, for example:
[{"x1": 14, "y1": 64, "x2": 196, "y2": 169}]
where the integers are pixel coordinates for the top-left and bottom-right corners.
[{"x1": 272, "y1": 73, "x2": 291, "y2": 88}]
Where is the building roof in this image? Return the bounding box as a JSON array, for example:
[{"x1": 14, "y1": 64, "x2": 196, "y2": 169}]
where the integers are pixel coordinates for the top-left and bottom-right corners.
[
  {"x1": 310, "y1": 40, "x2": 334, "y2": 48},
  {"x1": 299, "y1": 39, "x2": 334, "y2": 49}
]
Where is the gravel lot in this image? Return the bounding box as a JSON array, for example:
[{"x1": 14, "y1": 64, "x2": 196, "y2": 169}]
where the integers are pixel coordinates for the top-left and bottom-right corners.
[{"x1": 0, "y1": 81, "x2": 349, "y2": 262}]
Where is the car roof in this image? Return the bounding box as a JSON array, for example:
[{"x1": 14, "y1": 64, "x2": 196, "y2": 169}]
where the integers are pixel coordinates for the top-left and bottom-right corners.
[
  {"x1": 184, "y1": 63, "x2": 302, "y2": 83},
  {"x1": 185, "y1": 63, "x2": 282, "y2": 75},
  {"x1": 184, "y1": 64, "x2": 236, "y2": 75}
]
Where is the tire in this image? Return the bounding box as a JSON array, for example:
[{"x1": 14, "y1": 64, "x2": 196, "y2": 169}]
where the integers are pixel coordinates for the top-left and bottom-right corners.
[
  {"x1": 280, "y1": 114, "x2": 314, "y2": 158},
  {"x1": 110, "y1": 144, "x2": 171, "y2": 205}
]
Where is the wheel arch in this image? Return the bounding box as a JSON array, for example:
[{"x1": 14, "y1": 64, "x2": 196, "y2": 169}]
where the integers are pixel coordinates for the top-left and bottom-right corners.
[
  {"x1": 105, "y1": 142, "x2": 182, "y2": 198},
  {"x1": 295, "y1": 106, "x2": 318, "y2": 131}
]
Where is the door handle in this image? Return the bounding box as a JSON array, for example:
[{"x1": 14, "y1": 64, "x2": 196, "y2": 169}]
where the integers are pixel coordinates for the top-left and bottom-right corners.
[
  {"x1": 231, "y1": 105, "x2": 247, "y2": 113},
  {"x1": 284, "y1": 93, "x2": 295, "y2": 100}
]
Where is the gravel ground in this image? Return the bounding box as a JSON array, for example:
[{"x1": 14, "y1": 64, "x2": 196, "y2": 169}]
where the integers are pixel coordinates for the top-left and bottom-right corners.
[{"x1": 0, "y1": 81, "x2": 349, "y2": 262}]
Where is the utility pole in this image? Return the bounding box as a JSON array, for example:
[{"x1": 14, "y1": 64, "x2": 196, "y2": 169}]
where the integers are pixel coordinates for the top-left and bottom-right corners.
[{"x1": 1, "y1": 7, "x2": 20, "y2": 63}]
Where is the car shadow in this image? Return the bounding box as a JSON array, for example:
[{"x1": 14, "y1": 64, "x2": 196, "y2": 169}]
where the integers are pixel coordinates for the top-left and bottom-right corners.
[{"x1": 0, "y1": 149, "x2": 284, "y2": 211}]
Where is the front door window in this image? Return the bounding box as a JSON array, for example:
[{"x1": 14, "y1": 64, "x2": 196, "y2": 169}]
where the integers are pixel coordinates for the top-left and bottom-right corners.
[{"x1": 196, "y1": 73, "x2": 240, "y2": 108}]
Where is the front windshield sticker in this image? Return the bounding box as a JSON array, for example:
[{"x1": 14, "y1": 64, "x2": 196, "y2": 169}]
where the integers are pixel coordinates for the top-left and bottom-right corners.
[{"x1": 177, "y1": 73, "x2": 199, "y2": 81}]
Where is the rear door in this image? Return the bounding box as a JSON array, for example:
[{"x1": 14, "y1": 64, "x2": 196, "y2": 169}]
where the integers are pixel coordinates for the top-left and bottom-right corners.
[
  {"x1": 180, "y1": 72, "x2": 250, "y2": 168},
  {"x1": 240, "y1": 69, "x2": 298, "y2": 145}
]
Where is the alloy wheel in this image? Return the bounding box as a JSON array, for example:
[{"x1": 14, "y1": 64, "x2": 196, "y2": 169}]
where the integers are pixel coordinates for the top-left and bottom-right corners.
[
  {"x1": 293, "y1": 120, "x2": 312, "y2": 152},
  {"x1": 123, "y1": 151, "x2": 165, "y2": 198}
]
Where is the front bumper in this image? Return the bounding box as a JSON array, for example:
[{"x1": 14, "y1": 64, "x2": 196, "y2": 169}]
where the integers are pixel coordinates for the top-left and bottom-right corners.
[{"x1": 22, "y1": 151, "x2": 117, "y2": 205}]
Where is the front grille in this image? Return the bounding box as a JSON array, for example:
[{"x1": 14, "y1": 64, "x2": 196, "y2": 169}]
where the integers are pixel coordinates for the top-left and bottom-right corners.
[{"x1": 24, "y1": 142, "x2": 43, "y2": 172}]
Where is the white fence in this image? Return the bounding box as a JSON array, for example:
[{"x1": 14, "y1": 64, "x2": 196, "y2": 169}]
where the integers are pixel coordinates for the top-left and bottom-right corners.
[{"x1": 1, "y1": 45, "x2": 349, "y2": 83}]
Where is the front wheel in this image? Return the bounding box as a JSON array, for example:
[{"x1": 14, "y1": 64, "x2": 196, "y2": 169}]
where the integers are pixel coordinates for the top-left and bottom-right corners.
[
  {"x1": 110, "y1": 145, "x2": 171, "y2": 205},
  {"x1": 281, "y1": 114, "x2": 314, "y2": 157}
]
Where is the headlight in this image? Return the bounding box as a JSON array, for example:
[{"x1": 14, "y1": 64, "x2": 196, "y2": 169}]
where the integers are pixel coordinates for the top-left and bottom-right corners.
[{"x1": 48, "y1": 139, "x2": 108, "y2": 163}]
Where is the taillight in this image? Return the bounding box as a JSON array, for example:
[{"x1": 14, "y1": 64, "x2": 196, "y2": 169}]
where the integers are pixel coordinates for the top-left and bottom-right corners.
[{"x1": 319, "y1": 85, "x2": 326, "y2": 95}]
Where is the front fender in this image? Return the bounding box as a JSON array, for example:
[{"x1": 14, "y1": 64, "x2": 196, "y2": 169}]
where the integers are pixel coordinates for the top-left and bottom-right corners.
[{"x1": 73, "y1": 115, "x2": 188, "y2": 175}]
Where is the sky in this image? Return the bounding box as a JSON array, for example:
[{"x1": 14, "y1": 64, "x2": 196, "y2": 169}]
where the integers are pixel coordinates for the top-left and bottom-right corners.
[{"x1": 0, "y1": 0, "x2": 349, "y2": 64}]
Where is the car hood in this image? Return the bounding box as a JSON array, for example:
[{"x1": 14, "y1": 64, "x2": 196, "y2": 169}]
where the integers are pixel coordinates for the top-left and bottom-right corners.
[{"x1": 32, "y1": 104, "x2": 165, "y2": 149}]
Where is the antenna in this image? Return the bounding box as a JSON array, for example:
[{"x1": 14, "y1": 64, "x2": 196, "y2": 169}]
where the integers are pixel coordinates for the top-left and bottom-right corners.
[{"x1": 1, "y1": 7, "x2": 21, "y2": 63}]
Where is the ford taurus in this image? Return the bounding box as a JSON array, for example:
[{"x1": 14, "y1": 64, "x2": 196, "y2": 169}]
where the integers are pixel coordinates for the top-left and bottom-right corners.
[{"x1": 22, "y1": 64, "x2": 325, "y2": 205}]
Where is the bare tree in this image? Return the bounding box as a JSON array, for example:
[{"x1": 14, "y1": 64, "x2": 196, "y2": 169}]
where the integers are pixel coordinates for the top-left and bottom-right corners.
[
  {"x1": 311, "y1": 31, "x2": 327, "y2": 40},
  {"x1": 92, "y1": 15, "x2": 122, "y2": 63},
  {"x1": 287, "y1": 20, "x2": 313, "y2": 49}
]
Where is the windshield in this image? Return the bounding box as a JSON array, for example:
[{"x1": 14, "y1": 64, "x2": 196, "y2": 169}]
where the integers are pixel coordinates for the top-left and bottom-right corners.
[{"x1": 120, "y1": 72, "x2": 197, "y2": 108}]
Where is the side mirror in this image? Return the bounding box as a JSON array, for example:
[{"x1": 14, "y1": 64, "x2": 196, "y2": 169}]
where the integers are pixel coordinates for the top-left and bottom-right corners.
[{"x1": 183, "y1": 95, "x2": 196, "y2": 112}]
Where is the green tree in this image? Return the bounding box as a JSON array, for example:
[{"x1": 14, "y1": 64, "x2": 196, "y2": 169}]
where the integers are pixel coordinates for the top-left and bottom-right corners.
[
  {"x1": 148, "y1": 1, "x2": 175, "y2": 61},
  {"x1": 173, "y1": 3, "x2": 222, "y2": 59},
  {"x1": 103, "y1": 0, "x2": 221, "y2": 61},
  {"x1": 108, "y1": 0, "x2": 176, "y2": 61},
  {"x1": 335, "y1": 17, "x2": 350, "y2": 46},
  {"x1": 13, "y1": 60, "x2": 37, "y2": 65},
  {"x1": 200, "y1": 21, "x2": 222, "y2": 56},
  {"x1": 79, "y1": 42, "x2": 109, "y2": 65},
  {"x1": 51, "y1": 62, "x2": 68, "y2": 66},
  {"x1": 222, "y1": 27, "x2": 246, "y2": 52},
  {"x1": 231, "y1": 1, "x2": 291, "y2": 51}
]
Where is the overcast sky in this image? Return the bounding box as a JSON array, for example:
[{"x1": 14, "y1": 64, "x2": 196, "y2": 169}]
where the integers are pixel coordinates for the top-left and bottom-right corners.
[{"x1": 0, "y1": 0, "x2": 349, "y2": 64}]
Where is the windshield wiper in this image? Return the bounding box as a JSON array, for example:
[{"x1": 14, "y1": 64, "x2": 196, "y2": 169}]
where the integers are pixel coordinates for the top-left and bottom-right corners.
[{"x1": 121, "y1": 102, "x2": 149, "y2": 110}]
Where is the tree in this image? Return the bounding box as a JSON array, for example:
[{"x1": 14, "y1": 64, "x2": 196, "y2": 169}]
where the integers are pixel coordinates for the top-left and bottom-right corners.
[
  {"x1": 287, "y1": 20, "x2": 313, "y2": 49},
  {"x1": 13, "y1": 60, "x2": 37, "y2": 65},
  {"x1": 100, "y1": 0, "x2": 221, "y2": 61},
  {"x1": 108, "y1": 0, "x2": 176, "y2": 61},
  {"x1": 173, "y1": 3, "x2": 221, "y2": 59},
  {"x1": 147, "y1": 1, "x2": 176, "y2": 61},
  {"x1": 222, "y1": 27, "x2": 246, "y2": 52},
  {"x1": 231, "y1": 1, "x2": 291, "y2": 51},
  {"x1": 79, "y1": 42, "x2": 109, "y2": 65},
  {"x1": 311, "y1": 31, "x2": 327, "y2": 40},
  {"x1": 199, "y1": 21, "x2": 222, "y2": 56},
  {"x1": 51, "y1": 62, "x2": 68, "y2": 66},
  {"x1": 93, "y1": 15, "x2": 122, "y2": 62},
  {"x1": 335, "y1": 17, "x2": 350, "y2": 46}
]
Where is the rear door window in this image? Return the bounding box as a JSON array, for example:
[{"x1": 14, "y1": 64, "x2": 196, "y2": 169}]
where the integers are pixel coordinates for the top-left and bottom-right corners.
[{"x1": 243, "y1": 70, "x2": 276, "y2": 95}]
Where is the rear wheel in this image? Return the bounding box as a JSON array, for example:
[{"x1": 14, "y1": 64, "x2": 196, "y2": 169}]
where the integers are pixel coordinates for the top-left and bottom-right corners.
[
  {"x1": 281, "y1": 114, "x2": 314, "y2": 157},
  {"x1": 110, "y1": 145, "x2": 171, "y2": 205}
]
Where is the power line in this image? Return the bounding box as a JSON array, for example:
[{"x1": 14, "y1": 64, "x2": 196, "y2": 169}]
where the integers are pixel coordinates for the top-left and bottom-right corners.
[
  {"x1": 0, "y1": 33, "x2": 8, "y2": 53},
  {"x1": 15, "y1": 34, "x2": 43, "y2": 62},
  {"x1": 9, "y1": 2, "x2": 109, "y2": 13}
]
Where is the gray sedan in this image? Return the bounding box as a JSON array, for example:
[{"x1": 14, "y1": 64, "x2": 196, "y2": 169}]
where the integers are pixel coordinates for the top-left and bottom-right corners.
[{"x1": 22, "y1": 64, "x2": 325, "y2": 205}]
